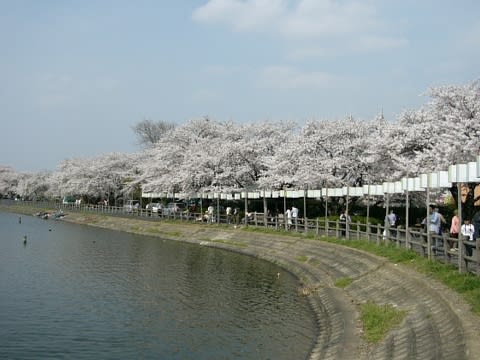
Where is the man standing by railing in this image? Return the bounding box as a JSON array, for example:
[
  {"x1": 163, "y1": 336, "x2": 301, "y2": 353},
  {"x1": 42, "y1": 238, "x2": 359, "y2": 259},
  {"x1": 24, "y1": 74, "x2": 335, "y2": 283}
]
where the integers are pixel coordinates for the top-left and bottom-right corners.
[
  {"x1": 461, "y1": 219, "x2": 476, "y2": 257},
  {"x1": 386, "y1": 209, "x2": 397, "y2": 238},
  {"x1": 428, "y1": 206, "x2": 440, "y2": 234}
]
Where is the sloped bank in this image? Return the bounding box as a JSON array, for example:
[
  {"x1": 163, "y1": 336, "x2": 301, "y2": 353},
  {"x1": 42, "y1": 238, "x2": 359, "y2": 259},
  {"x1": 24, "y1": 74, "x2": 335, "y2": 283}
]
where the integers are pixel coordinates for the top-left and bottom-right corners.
[{"x1": 6, "y1": 207, "x2": 480, "y2": 360}]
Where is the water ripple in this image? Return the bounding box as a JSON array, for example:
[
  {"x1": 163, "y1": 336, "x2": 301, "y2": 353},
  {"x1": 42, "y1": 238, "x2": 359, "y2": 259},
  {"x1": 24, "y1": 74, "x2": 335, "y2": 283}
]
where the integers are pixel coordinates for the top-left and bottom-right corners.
[{"x1": 0, "y1": 212, "x2": 317, "y2": 359}]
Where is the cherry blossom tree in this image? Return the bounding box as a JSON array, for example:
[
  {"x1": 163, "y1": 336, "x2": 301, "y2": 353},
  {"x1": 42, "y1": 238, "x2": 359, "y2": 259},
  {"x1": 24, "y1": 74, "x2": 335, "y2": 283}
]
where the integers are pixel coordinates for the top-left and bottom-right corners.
[
  {"x1": 15, "y1": 171, "x2": 51, "y2": 199},
  {"x1": 259, "y1": 115, "x2": 395, "y2": 190},
  {"x1": 223, "y1": 120, "x2": 296, "y2": 190},
  {"x1": 137, "y1": 117, "x2": 223, "y2": 195},
  {"x1": 2, "y1": 80, "x2": 478, "y2": 208},
  {"x1": 51, "y1": 152, "x2": 140, "y2": 203},
  {"x1": 393, "y1": 80, "x2": 480, "y2": 175},
  {"x1": 138, "y1": 118, "x2": 296, "y2": 194},
  {"x1": 0, "y1": 166, "x2": 19, "y2": 197}
]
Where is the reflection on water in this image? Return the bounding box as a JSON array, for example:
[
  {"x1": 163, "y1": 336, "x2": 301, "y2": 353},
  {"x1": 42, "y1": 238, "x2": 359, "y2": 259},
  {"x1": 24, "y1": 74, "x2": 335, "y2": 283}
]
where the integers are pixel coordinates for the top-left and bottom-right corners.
[{"x1": 0, "y1": 211, "x2": 317, "y2": 359}]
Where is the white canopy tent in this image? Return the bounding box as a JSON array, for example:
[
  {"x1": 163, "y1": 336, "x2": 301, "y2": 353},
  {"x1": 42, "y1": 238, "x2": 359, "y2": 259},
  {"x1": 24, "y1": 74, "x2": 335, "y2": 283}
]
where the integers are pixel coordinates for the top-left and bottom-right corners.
[{"x1": 141, "y1": 158, "x2": 480, "y2": 224}]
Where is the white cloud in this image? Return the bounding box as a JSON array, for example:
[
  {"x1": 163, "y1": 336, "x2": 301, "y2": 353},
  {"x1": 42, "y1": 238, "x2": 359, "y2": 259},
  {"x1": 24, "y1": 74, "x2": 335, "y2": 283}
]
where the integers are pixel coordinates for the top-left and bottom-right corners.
[
  {"x1": 281, "y1": 0, "x2": 378, "y2": 38},
  {"x1": 284, "y1": 34, "x2": 408, "y2": 61},
  {"x1": 190, "y1": 88, "x2": 219, "y2": 104},
  {"x1": 202, "y1": 64, "x2": 249, "y2": 76},
  {"x1": 30, "y1": 72, "x2": 122, "y2": 109},
  {"x1": 258, "y1": 65, "x2": 336, "y2": 89},
  {"x1": 353, "y1": 35, "x2": 408, "y2": 52},
  {"x1": 286, "y1": 47, "x2": 333, "y2": 61},
  {"x1": 193, "y1": 0, "x2": 406, "y2": 55},
  {"x1": 192, "y1": 0, "x2": 286, "y2": 32},
  {"x1": 460, "y1": 22, "x2": 480, "y2": 50}
]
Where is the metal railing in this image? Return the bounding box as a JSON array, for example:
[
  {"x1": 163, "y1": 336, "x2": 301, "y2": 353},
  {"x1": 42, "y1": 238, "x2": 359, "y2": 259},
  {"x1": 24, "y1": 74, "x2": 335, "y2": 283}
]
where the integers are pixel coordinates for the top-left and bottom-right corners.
[{"x1": 15, "y1": 200, "x2": 479, "y2": 276}]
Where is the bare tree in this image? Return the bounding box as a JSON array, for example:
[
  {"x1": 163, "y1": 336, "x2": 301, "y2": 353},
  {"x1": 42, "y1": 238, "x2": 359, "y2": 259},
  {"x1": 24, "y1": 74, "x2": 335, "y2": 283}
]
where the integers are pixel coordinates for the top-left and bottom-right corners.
[{"x1": 131, "y1": 119, "x2": 176, "y2": 147}]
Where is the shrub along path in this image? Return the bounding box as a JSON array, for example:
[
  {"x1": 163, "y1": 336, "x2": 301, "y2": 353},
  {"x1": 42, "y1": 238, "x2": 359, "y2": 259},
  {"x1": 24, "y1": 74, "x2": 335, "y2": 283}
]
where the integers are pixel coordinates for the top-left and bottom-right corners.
[{"x1": 5, "y1": 207, "x2": 480, "y2": 360}]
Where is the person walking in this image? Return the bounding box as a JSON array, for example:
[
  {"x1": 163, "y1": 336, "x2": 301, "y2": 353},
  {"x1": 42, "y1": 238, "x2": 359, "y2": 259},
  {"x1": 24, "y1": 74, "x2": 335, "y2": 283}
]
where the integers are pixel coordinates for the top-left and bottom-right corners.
[
  {"x1": 285, "y1": 208, "x2": 292, "y2": 230},
  {"x1": 448, "y1": 210, "x2": 460, "y2": 251},
  {"x1": 291, "y1": 205, "x2": 299, "y2": 228},
  {"x1": 435, "y1": 207, "x2": 447, "y2": 235},
  {"x1": 386, "y1": 209, "x2": 397, "y2": 238},
  {"x1": 339, "y1": 210, "x2": 350, "y2": 237},
  {"x1": 428, "y1": 206, "x2": 440, "y2": 235},
  {"x1": 207, "y1": 204, "x2": 214, "y2": 223},
  {"x1": 233, "y1": 207, "x2": 240, "y2": 227},
  {"x1": 226, "y1": 206, "x2": 232, "y2": 224}
]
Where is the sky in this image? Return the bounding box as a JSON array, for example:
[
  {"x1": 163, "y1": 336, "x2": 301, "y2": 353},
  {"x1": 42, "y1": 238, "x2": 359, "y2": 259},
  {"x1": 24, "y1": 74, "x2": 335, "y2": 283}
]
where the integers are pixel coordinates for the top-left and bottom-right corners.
[{"x1": 1, "y1": 0, "x2": 479, "y2": 172}]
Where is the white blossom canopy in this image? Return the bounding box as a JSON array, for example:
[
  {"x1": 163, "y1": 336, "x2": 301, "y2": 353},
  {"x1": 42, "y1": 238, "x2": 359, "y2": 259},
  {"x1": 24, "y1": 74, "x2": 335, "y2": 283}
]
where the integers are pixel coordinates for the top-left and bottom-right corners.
[{"x1": 1, "y1": 80, "x2": 479, "y2": 199}]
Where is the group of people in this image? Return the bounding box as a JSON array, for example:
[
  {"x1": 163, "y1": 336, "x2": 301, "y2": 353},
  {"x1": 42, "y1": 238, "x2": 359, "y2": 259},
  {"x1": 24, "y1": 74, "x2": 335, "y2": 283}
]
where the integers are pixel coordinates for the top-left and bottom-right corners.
[
  {"x1": 284, "y1": 206, "x2": 299, "y2": 229},
  {"x1": 200, "y1": 204, "x2": 303, "y2": 228},
  {"x1": 201, "y1": 202, "x2": 479, "y2": 257},
  {"x1": 421, "y1": 205, "x2": 478, "y2": 257},
  {"x1": 201, "y1": 205, "x2": 241, "y2": 225},
  {"x1": 448, "y1": 209, "x2": 478, "y2": 256},
  {"x1": 345, "y1": 205, "x2": 479, "y2": 258}
]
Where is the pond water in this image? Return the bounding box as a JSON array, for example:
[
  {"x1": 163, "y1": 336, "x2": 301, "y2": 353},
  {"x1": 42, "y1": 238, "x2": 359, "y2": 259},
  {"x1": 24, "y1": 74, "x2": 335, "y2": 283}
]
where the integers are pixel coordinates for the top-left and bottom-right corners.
[{"x1": 0, "y1": 210, "x2": 317, "y2": 359}]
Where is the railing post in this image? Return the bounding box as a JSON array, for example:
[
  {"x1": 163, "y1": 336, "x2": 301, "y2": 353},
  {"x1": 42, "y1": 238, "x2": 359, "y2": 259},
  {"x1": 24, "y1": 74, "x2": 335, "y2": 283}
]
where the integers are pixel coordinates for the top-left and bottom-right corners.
[
  {"x1": 405, "y1": 227, "x2": 410, "y2": 250},
  {"x1": 376, "y1": 226, "x2": 381, "y2": 245},
  {"x1": 316, "y1": 218, "x2": 319, "y2": 236},
  {"x1": 427, "y1": 230, "x2": 432, "y2": 260},
  {"x1": 459, "y1": 236, "x2": 466, "y2": 273},
  {"x1": 474, "y1": 239, "x2": 480, "y2": 273},
  {"x1": 356, "y1": 221, "x2": 360, "y2": 240}
]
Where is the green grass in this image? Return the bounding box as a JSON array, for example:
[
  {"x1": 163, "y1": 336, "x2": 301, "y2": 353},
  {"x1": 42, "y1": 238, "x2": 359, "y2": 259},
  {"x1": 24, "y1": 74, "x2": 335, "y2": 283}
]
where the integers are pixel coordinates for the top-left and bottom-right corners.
[
  {"x1": 360, "y1": 301, "x2": 407, "y2": 343},
  {"x1": 296, "y1": 255, "x2": 308, "y2": 262},
  {"x1": 335, "y1": 277, "x2": 353, "y2": 288},
  {"x1": 243, "y1": 225, "x2": 292, "y2": 235},
  {"x1": 319, "y1": 236, "x2": 480, "y2": 314}
]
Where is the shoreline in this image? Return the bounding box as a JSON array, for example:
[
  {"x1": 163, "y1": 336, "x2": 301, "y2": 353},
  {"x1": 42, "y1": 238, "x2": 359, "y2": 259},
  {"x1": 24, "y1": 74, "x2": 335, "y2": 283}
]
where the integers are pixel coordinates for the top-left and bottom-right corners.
[{"x1": 3, "y1": 205, "x2": 480, "y2": 359}]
